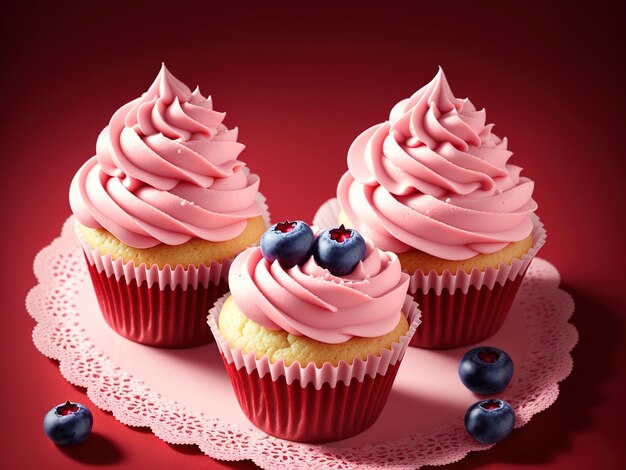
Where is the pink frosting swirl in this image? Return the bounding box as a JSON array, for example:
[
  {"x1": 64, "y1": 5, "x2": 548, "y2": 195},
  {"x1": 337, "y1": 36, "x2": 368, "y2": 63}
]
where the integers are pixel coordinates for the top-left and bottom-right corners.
[
  {"x1": 338, "y1": 67, "x2": 537, "y2": 260},
  {"x1": 70, "y1": 64, "x2": 263, "y2": 248},
  {"x1": 228, "y1": 239, "x2": 410, "y2": 344}
]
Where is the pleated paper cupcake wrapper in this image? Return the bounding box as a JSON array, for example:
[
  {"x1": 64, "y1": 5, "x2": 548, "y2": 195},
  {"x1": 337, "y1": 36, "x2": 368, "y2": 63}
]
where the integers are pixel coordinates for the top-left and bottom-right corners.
[
  {"x1": 207, "y1": 293, "x2": 421, "y2": 443},
  {"x1": 76, "y1": 192, "x2": 271, "y2": 348},
  {"x1": 83, "y1": 258, "x2": 231, "y2": 348},
  {"x1": 407, "y1": 214, "x2": 547, "y2": 349}
]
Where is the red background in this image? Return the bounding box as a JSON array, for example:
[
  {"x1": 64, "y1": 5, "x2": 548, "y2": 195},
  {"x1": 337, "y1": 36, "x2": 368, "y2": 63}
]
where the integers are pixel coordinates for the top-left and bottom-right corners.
[{"x1": 2, "y1": 1, "x2": 624, "y2": 468}]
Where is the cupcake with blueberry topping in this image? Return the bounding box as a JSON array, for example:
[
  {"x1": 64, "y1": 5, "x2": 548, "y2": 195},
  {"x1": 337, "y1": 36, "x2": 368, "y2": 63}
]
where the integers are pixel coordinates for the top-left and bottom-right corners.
[
  {"x1": 209, "y1": 220, "x2": 420, "y2": 443},
  {"x1": 335, "y1": 67, "x2": 546, "y2": 349},
  {"x1": 70, "y1": 64, "x2": 268, "y2": 348}
]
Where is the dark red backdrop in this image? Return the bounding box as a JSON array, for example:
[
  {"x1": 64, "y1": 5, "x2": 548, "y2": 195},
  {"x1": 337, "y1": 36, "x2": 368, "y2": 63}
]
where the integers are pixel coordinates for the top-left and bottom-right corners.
[{"x1": 2, "y1": 1, "x2": 624, "y2": 468}]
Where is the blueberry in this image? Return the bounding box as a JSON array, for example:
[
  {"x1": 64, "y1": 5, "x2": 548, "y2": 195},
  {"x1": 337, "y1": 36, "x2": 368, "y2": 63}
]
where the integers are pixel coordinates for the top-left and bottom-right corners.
[
  {"x1": 313, "y1": 225, "x2": 366, "y2": 276},
  {"x1": 43, "y1": 400, "x2": 93, "y2": 445},
  {"x1": 260, "y1": 220, "x2": 315, "y2": 268},
  {"x1": 465, "y1": 399, "x2": 515, "y2": 444},
  {"x1": 459, "y1": 346, "x2": 514, "y2": 395}
]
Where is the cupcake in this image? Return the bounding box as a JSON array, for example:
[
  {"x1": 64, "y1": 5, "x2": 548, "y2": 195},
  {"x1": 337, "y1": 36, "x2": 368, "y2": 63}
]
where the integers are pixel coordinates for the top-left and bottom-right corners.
[
  {"x1": 208, "y1": 221, "x2": 420, "y2": 443},
  {"x1": 69, "y1": 64, "x2": 268, "y2": 348},
  {"x1": 336, "y1": 67, "x2": 546, "y2": 349}
]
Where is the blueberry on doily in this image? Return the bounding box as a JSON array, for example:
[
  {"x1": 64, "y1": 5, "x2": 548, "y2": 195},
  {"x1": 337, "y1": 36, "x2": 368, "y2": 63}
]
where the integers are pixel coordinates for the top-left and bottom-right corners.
[
  {"x1": 459, "y1": 346, "x2": 514, "y2": 395},
  {"x1": 465, "y1": 399, "x2": 515, "y2": 444}
]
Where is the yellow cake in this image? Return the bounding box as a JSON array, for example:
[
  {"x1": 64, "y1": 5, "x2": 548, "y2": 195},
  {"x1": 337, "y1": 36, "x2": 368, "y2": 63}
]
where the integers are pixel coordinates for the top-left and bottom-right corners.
[
  {"x1": 218, "y1": 295, "x2": 409, "y2": 367},
  {"x1": 78, "y1": 215, "x2": 266, "y2": 269}
]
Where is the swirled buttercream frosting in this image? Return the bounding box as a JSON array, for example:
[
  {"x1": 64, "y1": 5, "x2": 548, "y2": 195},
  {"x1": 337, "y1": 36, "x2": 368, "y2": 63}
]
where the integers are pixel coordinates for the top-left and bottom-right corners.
[
  {"x1": 228, "y1": 239, "x2": 410, "y2": 344},
  {"x1": 337, "y1": 67, "x2": 537, "y2": 260},
  {"x1": 70, "y1": 64, "x2": 263, "y2": 248}
]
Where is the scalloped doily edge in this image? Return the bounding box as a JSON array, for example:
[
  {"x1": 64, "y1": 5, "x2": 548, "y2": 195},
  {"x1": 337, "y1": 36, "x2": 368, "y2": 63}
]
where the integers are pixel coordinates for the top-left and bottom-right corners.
[{"x1": 25, "y1": 216, "x2": 578, "y2": 470}]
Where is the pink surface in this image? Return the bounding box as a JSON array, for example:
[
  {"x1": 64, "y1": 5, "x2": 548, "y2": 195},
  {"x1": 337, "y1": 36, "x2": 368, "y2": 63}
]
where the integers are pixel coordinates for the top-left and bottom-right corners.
[
  {"x1": 26, "y1": 216, "x2": 576, "y2": 467},
  {"x1": 336, "y1": 68, "x2": 536, "y2": 260}
]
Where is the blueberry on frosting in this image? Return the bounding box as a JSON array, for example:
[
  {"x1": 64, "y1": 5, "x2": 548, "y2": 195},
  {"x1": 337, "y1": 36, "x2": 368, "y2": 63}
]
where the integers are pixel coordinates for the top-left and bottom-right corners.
[
  {"x1": 313, "y1": 225, "x2": 367, "y2": 276},
  {"x1": 260, "y1": 220, "x2": 315, "y2": 268}
]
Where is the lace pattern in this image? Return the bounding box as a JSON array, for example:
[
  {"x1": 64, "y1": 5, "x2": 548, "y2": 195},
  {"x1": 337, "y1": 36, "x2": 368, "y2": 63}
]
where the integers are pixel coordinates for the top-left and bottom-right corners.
[{"x1": 26, "y1": 216, "x2": 577, "y2": 469}]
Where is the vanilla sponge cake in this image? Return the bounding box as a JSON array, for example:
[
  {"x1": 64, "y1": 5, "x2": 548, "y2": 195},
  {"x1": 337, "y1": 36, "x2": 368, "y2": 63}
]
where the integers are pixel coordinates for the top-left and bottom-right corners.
[
  {"x1": 218, "y1": 295, "x2": 409, "y2": 367},
  {"x1": 78, "y1": 215, "x2": 266, "y2": 269}
]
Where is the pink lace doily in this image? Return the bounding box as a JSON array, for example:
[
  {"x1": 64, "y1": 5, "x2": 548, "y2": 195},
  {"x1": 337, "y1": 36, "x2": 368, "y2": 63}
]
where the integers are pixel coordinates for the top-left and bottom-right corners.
[{"x1": 26, "y1": 215, "x2": 577, "y2": 469}]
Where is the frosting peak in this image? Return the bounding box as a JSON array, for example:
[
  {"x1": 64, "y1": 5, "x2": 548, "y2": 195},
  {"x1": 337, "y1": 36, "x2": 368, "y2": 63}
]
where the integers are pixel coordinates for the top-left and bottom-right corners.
[
  {"x1": 141, "y1": 63, "x2": 195, "y2": 106},
  {"x1": 338, "y1": 67, "x2": 537, "y2": 260},
  {"x1": 229, "y1": 239, "x2": 410, "y2": 344},
  {"x1": 70, "y1": 64, "x2": 263, "y2": 248},
  {"x1": 389, "y1": 67, "x2": 482, "y2": 152},
  {"x1": 96, "y1": 63, "x2": 244, "y2": 192}
]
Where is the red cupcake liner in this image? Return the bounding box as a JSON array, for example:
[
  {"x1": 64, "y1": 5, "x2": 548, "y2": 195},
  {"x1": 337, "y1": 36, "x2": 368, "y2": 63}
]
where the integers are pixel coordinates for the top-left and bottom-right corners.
[
  {"x1": 405, "y1": 214, "x2": 546, "y2": 350},
  {"x1": 221, "y1": 354, "x2": 401, "y2": 443},
  {"x1": 409, "y1": 268, "x2": 527, "y2": 349},
  {"x1": 86, "y1": 258, "x2": 229, "y2": 348}
]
